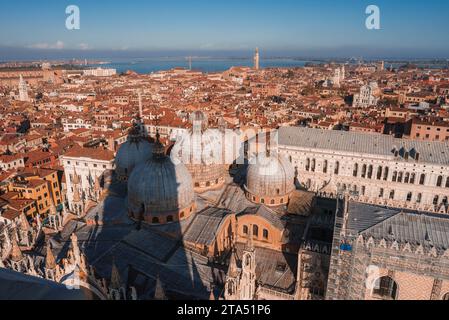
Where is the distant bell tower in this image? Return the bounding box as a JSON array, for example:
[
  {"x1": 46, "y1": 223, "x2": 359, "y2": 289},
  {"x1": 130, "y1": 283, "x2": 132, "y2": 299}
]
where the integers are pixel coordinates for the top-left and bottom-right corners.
[
  {"x1": 18, "y1": 75, "x2": 29, "y2": 102},
  {"x1": 254, "y1": 48, "x2": 260, "y2": 71}
]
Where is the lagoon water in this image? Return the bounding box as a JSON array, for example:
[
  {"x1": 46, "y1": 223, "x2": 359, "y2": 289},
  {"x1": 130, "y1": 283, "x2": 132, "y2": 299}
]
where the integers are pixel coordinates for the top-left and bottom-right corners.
[{"x1": 91, "y1": 58, "x2": 310, "y2": 74}]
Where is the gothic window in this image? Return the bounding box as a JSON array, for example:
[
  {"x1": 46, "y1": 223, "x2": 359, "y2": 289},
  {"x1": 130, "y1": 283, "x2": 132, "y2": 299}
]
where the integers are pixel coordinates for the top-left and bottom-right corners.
[
  {"x1": 437, "y1": 176, "x2": 443, "y2": 187},
  {"x1": 263, "y1": 229, "x2": 269, "y2": 239},
  {"x1": 323, "y1": 160, "x2": 328, "y2": 174},
  {"x1": 243, "y1": 225, "x2": 249, "y2": 234},
  {"x1": 253, "y1": 225, "x2": 259, "y2": 238},
  {"x1": 334, "y1": 161, "x2": 340, "y2": 175},
  {"x1": 377, "y1": 166, "x2": 383, "y2": 180},
  {"x1": 270, "y1": 199, "x2": 275, "y2": 205},
  {"x1": 379, "y1": 188, "x2": 384, "y2": 198},
  {"x1": 195, "y1": 182, "x2": 200, "y2": 188},
  {"x1": 397, "y1": 172, "x2": 403, "y2": 183},
  {"x1": 361, "y1": 164, "x2": 367, "y2": 178},
  {"x1": 443, "y1": 293, "x2": 449, "y2": 300},
  {"x1": 406, "y1": 192, "x2": 412, "y2": 202},
  {"x1": 383, "y1": 167, "x2": 389, "y2": 181},
  {"x1": 373, "y1": 276, "x2": 398, "y2": 300},
  {"x1": 306, "y1": 158, "x2": 310, "y2": 171},
  {"x1": 392, "y1": 171, "x2": 398, "y2": 182},
  {"x1": 261, "y1": 198, "x2": 265, "y2": 204},
  {"x1": 446, "y1": 177, "x2": 449, "y2": 188},
  {"x1": 389, "y1": 190, "x2": 395, "y2": 200},
  {"x1": 420, "y1": 174, "x2": 426, "y2": 185},
  {"x1": 311, "y1": 159, "x2": 316, "y2": 172},
  {"x1": 410, "y1": 173, "x2": 416, "y2": 184},
  {"x1": 361, "y1": 186, "x2": 366, "y2": 196},
  {"x1": 404, "y1": 172, "x2": 410, "y2": 184},
  {"x1": 367, "y1": 165, "x2": 373, "y2": 179},
  {"x1": 353, "y1": 163, "x2": 359, "y2": 177},
  {"x1": 417, "y1": 193, "x2": 422, "y2": 203},
  {"x1": 152, "y1": 217, "x2": 160, "y2": 224},
  {"x1": 166, "y1": 215, "x2": 173, "y2": 223},
  {"x1": 433, "y1": 196, "x2": 439, "y2": 205}
]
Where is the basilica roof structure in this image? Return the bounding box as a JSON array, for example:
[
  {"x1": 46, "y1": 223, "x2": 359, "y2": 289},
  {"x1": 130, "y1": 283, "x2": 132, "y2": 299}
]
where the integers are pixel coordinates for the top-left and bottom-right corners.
[
  {"x1": 245, "y1": 152, "x2": 296, "y2": 207},
  {"x1": 171, "y1": 111, "x2": 225, "y2": 193},
  {"x1": 127, "y1": 132, "x2": 196, "y2": 225},
  {"x1": 115, "y1": 123, "x2": 153, "y2": 182}
]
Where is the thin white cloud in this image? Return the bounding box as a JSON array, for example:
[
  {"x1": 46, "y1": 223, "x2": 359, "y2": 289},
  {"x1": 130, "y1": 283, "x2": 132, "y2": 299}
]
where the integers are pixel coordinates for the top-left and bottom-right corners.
[
  {"x1": 79, "y1": 43, "x2": 89, "y2": 50},
  {"x1": 27, "y1": 41, "x2": 65, "y2": 50}
]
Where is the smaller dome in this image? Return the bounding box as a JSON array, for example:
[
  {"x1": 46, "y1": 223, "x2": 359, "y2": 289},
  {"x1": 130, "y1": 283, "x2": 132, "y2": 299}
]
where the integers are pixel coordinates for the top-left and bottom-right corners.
[
  {"x1": 115, "y1": 132, "x2": 152, "y2": 181},
  {"x1": 245, "y1": 153, "x2": 295, "y2": 206}
]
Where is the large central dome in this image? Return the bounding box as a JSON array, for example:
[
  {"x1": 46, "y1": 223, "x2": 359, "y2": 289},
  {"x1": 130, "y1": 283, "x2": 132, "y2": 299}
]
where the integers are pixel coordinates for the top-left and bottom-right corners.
[
  {"x1": 245, "y1": 152, "x2": 295, "y2": 206},
  {"x1": 127, "y1": 133, "x2": 195, "y2": 224}
]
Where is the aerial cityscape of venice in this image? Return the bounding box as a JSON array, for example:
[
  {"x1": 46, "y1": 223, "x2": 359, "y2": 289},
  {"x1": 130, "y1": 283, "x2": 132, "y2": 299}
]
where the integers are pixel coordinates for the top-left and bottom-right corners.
[{"x1": 1, "y1": 0, "x2": 449, "y2": 306}]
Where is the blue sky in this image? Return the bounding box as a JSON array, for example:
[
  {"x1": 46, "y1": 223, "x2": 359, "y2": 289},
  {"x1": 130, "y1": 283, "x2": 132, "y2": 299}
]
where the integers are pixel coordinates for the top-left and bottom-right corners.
[{"x1": 0, "y1": 0, "x2": 448, "y2": 59}]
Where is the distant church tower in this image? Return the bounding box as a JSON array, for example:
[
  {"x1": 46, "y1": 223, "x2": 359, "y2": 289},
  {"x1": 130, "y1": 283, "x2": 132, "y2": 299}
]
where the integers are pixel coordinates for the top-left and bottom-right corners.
[
  {"x1": 254, "y1": 48, "x2": 260, "y2": 71},
  {"x1": 18, "y1": 75, "x2": 29, "y2": 102}
]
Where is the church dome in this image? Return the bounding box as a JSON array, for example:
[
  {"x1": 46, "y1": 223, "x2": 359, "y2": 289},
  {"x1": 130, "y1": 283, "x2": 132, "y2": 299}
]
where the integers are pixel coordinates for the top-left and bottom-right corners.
[
  {"x1": 171, "y1": 111, "x2": 225, "y2": 193},
  {"x1": 245, "y1": 153, "x2": 295, "y2": 206},
  {"x1": 127, "y1": 133, "x2": 195, "y2": 224},
  {"x1": 115, "y1": 125, "x2": 153, "y2": 181}
]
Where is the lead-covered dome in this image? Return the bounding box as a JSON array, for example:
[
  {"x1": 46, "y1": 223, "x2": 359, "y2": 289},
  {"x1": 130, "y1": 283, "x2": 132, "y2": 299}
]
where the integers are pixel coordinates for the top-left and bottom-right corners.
[
  {"x1": 115, "y1": 123, "x2": 152, "y2": 181},
  {"x1": 127, "y1": 133, "x2": 195, "y2": 224},
  {"x1": 245, "y1": 152, "x2": 295, "y2": 206},
  {"x1": 171, "y1": 111, "x2": 225, "y2": 193}
]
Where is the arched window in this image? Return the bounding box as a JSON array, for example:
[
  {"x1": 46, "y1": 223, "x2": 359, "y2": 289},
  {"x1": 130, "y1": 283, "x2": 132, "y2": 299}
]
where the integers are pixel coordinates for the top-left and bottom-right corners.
[
  {"x1": 311, "y1": 159, "x2": 316, "y2": 172},
  {"x1": 253, "y1": 225, "x2": 259, "y2": 238},
  {"x1": 166, "y1": 215, "x2": 173, "y2": 223},
  {"x1": 361, "y1": 164, "x2": 367, "y2": 178},
  {"x1": 392, "y1": 171, "x2": 398, "y2": 182},
  {"x1": 404, "y1": 172, "x2": 410, "y2": 184},
  {"x1": 195, "y1": 182, "x2": 200, "y2": 188},
  {"x1": 443, "y1": 293, "x2": 449, "y2": 300},
  {"x1": 377, "y1": 166, "x2": 383, "y2": 180},
  {"x1": 389, "y1": 190, "x2": 395, "y2": 200},
  {"x1": 373, "y1": 276, "x2": 398, "y2": 300},
  {"x1": 261, "y1": 198, "x2": 265, "y2": 204},
  {"x1": 270, "y1": 199, "x2": 275, "y2": 205},
  {"x1": 397, "y1": 171, "x2": 403, "y2": 183},
  {"x1": 263, "y1": 229, "x2": 269, "y2": 239},
  {"x1": 437, "y1": 176, "x2": 443, "y2": 187},
  {"x1": 420, "y1": 174, "x2": 426, "y2": 185},
  {"x1": 433, "y1": 195, "x2": 439, "y2": 205},
  {"x1": 353, "y1": 163, "x2": 359, "y2": 177},
  {"x1": 323, "y1": 160, "x2": 328, "y2": 174},
  {"x1": 334, "y1": 161, "x2": 340, "y2": 175},
  {"x1": 367, "y1": 165, "x2": 373, "y2": 179},
  {"x1": 243, "y1": 225, "x2": 249, "y2": 234},
  {"x1": 446, "y1": 177, "x2": 449, "y2": 188},
  {"x1": 383, "y1": 167, "x2": 389, "y2": 181},
  {"x1": 406, "y1": 192, "x2": 412, "y2": 202},
  {"x1": 152, "y1": 217, "x2": 160, "y2": 224},
  {"x1": 410, "y1": 173, "x2": 416, "y2": 184},
  {"x1": 305, "y1": 158, "x2": 310, "y2": 171},
  {"x1": 416, "y1": 193, "x2": 422, "y2": 203}
]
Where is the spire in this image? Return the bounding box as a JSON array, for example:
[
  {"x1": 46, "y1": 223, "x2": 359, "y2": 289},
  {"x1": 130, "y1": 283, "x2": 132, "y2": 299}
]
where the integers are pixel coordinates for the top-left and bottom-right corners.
[
  {"x1": 138, "y1": 90, "x2": 143, "y2": 120},
  {"x1": 209, "y1": 284, "x2": 215, "y2": 301},
  {"x1": 72, "y1": 185, "x2": 81, "y2": 203},
  {"x1": 154, "y1": 275, "x2": 167, "y2": 300},
  {"x1": 19, "y1": 213, "x2": 31, "y2": 231},
  {"x1": 228, "y1": 247, "x2": 239, "y2": 277},
  {"x1": 72, "y1": 168, "x2": 80, "y2": 185},
  {"x1": 152, "y1": 129, "x2": 165, "y2": 160},
  {"x1": 45, "y1": 243, "x2": 56, "y2": 270},
  {"x1": 246, "y1": 224, "x2": 254, "y2": 251},
  {"x1": 94, "y1": 175, "x2": 101, "y2": 192},
  {"x1": 10, "y1": 238, "x2": 23, "y2": 262},
  {"x1": 110, "y1": 257, "x2": 122, "y2": 290}
]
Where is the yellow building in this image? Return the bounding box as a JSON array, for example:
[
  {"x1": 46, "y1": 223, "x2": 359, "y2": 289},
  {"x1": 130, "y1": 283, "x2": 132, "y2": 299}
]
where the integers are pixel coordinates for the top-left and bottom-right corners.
[{"x1": 8, "y1": 168, "x2": 63, "y2": 217}]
